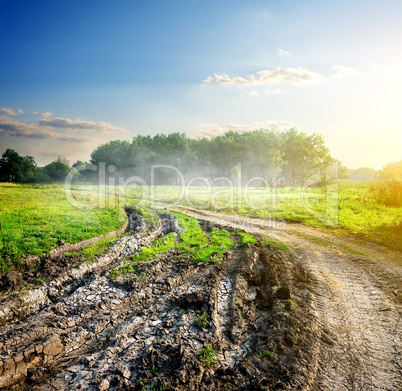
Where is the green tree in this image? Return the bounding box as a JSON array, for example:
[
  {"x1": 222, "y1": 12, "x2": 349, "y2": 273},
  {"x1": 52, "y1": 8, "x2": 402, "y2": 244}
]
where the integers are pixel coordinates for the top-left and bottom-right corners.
[
  {"x1": 379, "y1": 160, "x2": 402, "y2": 181},
  {"x1": 90, "y1": 140, "x2": 132, "y2": 169},
  {"x1": 44, "y1": 157, "x2": 71, "y2": 182},
  {"x1": 72, "y1": 160, "x2": 86, "y2": 168},
  {"x1": 279, "y1": 129, "x2": 333, "y2": 185},
  {"x1": 0, "y1": 149, "x2": 38, "y2": 182}
]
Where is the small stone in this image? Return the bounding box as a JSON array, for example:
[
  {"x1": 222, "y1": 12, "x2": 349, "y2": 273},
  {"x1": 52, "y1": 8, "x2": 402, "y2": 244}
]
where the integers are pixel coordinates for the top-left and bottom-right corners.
[
  {"x1": 99, "y1": 379, "x2": 110, "y2": 391},
  {"x1": 43, "y1": 336, "x2": 63, "y2": 357},
  {"x1": 15, "y1": 360, "x2": 27, "y2": 376},
  {"x1": 121, "y1": 366, "x2": 131, "y2": 379},
  {"x1": 276, "y1": 286, "x2": 291, "y2": 300},
  {"x1": 1, "y1": 271, "x2": 22, "y2": 289},
  {"x1": 13, "y1": 354, "x2": 24, "y2": 363},
  {"x1": 256, "y1": 288, "x2": 272, "y2": 310},
  {"x1": 283, "y1": 334, "x2": 294, "y2": 347}
]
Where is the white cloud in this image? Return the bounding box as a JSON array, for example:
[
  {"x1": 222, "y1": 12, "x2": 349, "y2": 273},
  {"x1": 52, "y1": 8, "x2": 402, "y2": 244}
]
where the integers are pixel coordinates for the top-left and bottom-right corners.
[
  {"x1": 42, "y1": 112, "x2": 53, "y2": 118},
  {"x1": 249, "y1": 90, "x2": 259, "y2": 96},
  {"x1": 204, "y1": 65, "x2": 356, "y2": 88},
  {"x1": 197, "y1": 120, "x2": 294, "y2": 138},
  {"x1": 203, "y1": 76, "x2": 214, "y2": 83},
  {"x1": 204, "y1": 67, "x2": 324, "y2": 86},
  {"x1": 38, "y1": 117, "x2": 129, "y2": 135},
  {"x1": 278, "y1": 48, "x2": 290, "y2": 56},
  {"x1": 0, "y1": 110, "x2": 129, "y2": 145},
  {"x1": 0, "y1": 107, "x2": 18, "y2": 116},
  {"x1": 32, "y1": 111, "x2": 39, "y2": 115}
]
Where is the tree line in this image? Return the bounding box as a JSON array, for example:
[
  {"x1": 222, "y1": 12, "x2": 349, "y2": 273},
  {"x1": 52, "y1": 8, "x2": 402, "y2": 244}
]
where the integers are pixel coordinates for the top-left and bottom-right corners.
[
  {"x1": 1, "y1": 128, "x2": 400, "y2": 185},
  {"x1": 89, "y1": 128, "x2": 340, "y2": 185},
  {"x1": 348, "y1": 161, "x2": 402, "y2": 182},
  {"x1": 0, "y1": 150, "x2": 72, "y2": 183}
]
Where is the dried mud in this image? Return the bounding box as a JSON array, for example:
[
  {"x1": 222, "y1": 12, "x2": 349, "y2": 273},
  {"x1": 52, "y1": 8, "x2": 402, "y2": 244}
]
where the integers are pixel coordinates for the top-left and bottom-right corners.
[{"x1": 0, "y1": 208, "x2": 401, "y2": 391}]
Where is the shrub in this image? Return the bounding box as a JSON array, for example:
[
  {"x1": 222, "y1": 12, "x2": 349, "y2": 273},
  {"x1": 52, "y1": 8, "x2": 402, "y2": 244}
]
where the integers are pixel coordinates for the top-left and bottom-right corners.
[
  {"x1": 369, "y1": 180, "x2": 402, "y2": 207},
  {"x1": 196, "y1": 312, "x2": 208, "y2": 328},
  {"x1": 197, "y1": 343, "x2": 215, "y2": 367},
  {"x1": 259, "y1": 349, "x2": 272, "y2": 358}
]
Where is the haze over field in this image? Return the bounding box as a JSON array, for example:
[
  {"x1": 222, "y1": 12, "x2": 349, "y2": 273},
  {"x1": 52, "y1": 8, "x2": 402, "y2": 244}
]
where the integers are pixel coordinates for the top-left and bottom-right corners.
[{"x1": 0, "y1": 0, "x2": 401, "y2": 169}]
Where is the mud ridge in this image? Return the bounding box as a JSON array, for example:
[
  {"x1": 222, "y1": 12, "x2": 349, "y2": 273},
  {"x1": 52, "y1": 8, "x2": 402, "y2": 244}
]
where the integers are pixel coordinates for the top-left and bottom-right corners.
[{"x1": 20, "y1": 216, "x2": 130, "y2": 271}]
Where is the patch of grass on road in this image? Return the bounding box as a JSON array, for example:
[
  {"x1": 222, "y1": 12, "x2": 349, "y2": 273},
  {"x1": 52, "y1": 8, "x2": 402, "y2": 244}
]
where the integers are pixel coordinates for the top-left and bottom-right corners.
[
  {"x1": 109, "y1": 211, "x2": 235, "y2": 279},
  {"x1": 78, "y1": 235, "x2": 120, "y2": 262},
  {"x1": 173, "y1": 212, "x2": 234, "y2": 263},
  {"x1": 236, "y1": 229, "x2": 257, "y2": 245}
]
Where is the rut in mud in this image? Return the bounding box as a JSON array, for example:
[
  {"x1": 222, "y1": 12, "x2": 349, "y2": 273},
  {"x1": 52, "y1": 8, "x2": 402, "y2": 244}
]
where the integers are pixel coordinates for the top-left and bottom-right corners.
[{"x1": 0, "y1": 207, "x2": 401, "y2": 390}]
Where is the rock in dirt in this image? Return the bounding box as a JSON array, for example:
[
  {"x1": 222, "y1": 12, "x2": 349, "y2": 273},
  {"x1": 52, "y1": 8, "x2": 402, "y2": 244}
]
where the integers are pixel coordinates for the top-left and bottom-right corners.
[
  {"x1": 276, "y1": 286, "x2": 291, "y2": 299},
  {"x1": 0, "y1": 271, "x2": 23, "y2": 290},
  {"x1": 255, "y1": 287, "x2": 272, "y2": 310}
]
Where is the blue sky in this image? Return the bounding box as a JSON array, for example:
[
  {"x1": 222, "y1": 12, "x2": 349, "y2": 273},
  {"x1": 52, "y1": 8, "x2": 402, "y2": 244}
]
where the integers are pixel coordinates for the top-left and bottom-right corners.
[{"x1": 1, "y1": 0, "x2": 401, "y2": 168}]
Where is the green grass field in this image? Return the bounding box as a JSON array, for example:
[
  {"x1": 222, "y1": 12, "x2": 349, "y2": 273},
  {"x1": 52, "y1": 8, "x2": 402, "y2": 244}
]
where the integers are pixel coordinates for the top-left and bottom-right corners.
[
  {"x1": 0, "y1": 183, "x2": 124, "y2": 270},
  {"x1": 1, "y1": 181, "x2": 401, "y2": 271},
  {"x1": 128, "y1": 182, "x2": 402, "y2": 250}
]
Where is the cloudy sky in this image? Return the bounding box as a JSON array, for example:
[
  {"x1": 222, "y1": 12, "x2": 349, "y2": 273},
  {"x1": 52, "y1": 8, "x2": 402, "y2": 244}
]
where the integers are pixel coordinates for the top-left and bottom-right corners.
[{"x1": 1, "y1": 0, "x2": 401, "y2": 169}]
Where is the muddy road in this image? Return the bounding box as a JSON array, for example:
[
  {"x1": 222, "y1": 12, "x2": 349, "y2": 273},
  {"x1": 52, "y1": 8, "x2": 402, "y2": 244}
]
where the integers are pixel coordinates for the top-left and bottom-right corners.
[
  {"x1": 168, "y1": 206, "x2": 402, "y2": 391},
  {"x1": 0, "y1": 208, "x2": 401, "y2": 390}
]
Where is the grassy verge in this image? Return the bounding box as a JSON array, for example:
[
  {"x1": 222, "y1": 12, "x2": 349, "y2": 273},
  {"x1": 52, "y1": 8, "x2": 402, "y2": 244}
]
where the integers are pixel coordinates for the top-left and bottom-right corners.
[
  {"x1": 0, "y1": 183, "x2": 124, "y2": 271},
  {"x1": 236, "y1": 229, "x2": 257, "y2": 245},
  {"x1": 261, "y1": 238, "x2": 289, "y2": 252},
  {"x1": 65, "y1": 235, "x2": 120, "y2": 262},
  {"x1": 1, "y1": 180, "x2": 400, "y2": 273},
  {"x1": 109, "y1": 233, "x2": 178, "y2": 280}
]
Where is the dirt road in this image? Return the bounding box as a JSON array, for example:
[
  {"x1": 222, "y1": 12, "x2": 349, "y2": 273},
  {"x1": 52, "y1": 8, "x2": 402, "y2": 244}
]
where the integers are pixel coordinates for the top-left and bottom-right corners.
[
  {"x1": 0, "y1": 208, "x2": 400, "y2": 390},
  {"x1": 169, "y1": 206, "x2": 402, "y2": 391}
]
